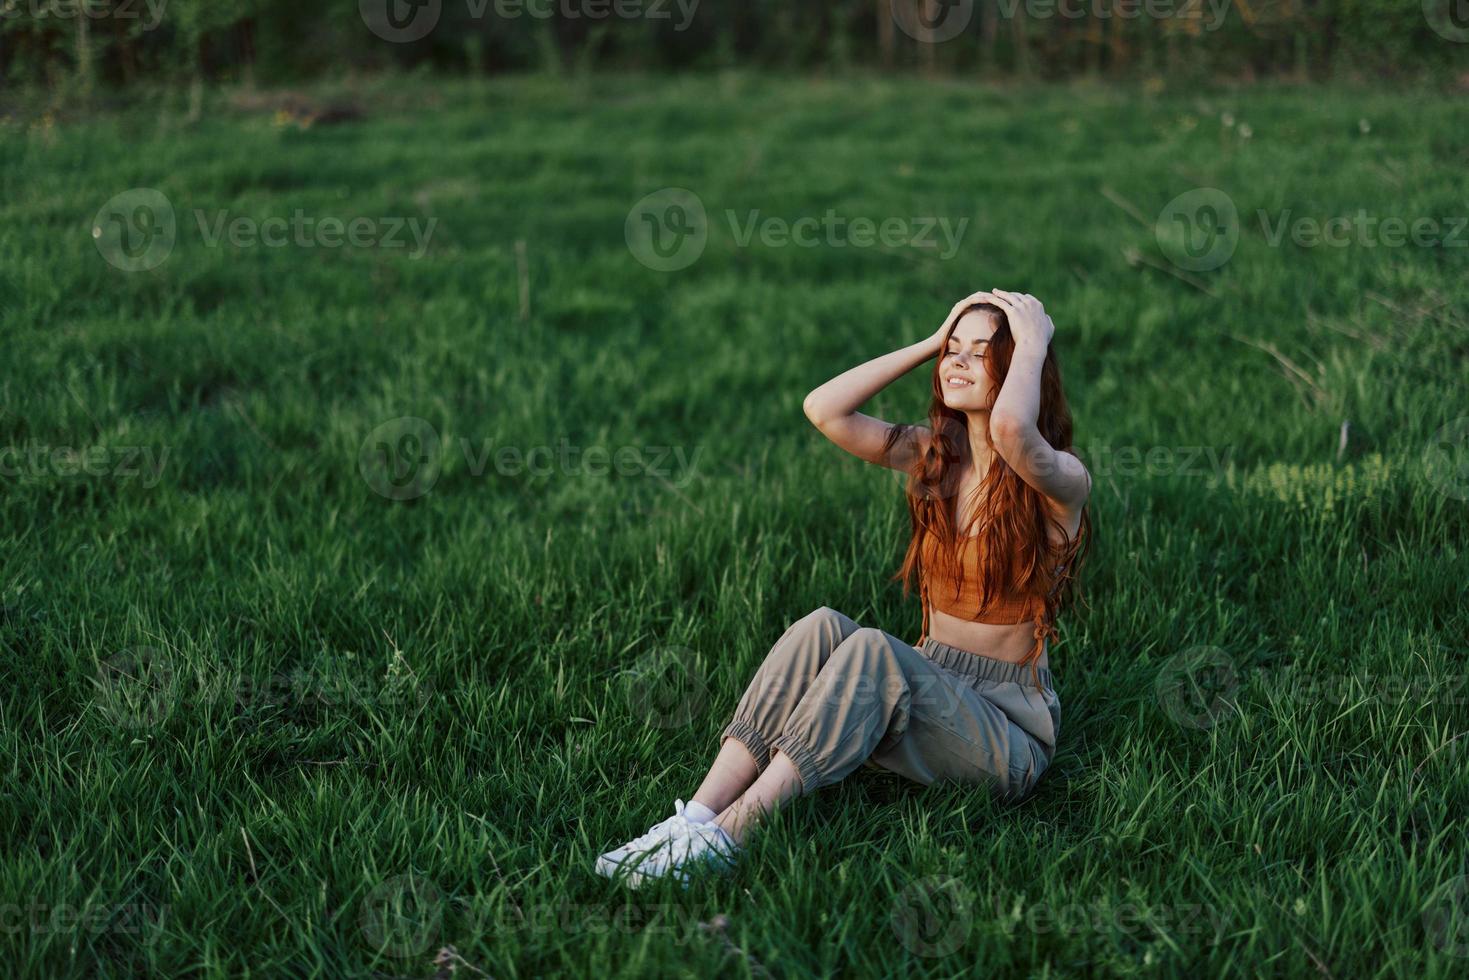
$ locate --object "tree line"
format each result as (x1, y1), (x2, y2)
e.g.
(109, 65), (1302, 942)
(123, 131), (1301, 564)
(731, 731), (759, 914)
(2, 0), (1464, 92)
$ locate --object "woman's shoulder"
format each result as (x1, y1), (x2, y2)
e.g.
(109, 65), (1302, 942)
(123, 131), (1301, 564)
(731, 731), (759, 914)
(1042, 448), (1090, 539)
(1058, 446), (1092, 484)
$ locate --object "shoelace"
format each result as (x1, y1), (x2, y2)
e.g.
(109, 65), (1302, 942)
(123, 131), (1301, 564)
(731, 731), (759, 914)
(642, 813), (726, 861)
(622, 800), (693, 852)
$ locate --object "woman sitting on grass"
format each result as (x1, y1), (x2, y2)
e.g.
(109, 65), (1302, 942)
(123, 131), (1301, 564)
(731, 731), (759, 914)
(596, 289), (1093, 886)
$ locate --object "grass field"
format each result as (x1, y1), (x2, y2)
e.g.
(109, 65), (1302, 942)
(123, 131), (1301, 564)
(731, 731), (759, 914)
(2, 73), (1468, 977)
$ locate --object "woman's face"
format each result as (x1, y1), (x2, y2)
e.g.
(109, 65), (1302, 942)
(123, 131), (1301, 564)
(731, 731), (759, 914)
(939, 308), (998, 411)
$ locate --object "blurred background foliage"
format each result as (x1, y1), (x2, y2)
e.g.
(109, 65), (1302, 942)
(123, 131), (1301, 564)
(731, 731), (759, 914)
(2, 0), (1466, 99)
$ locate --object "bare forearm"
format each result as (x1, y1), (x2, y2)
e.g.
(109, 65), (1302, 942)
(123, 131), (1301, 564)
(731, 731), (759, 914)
(979, 290), (1090, 504)
(802, 338), (937, 427)
(990, 341), (1047, 435)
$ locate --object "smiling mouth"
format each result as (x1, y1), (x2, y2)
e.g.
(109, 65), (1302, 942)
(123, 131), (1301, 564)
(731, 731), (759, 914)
(945, 377), (974, 388)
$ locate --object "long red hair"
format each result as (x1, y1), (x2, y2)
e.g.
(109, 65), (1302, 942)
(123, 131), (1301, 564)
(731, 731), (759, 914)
(882, 302), (1092, 676)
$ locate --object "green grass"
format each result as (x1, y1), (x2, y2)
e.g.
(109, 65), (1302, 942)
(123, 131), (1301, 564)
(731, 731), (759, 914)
(1, 73), (1467, 977)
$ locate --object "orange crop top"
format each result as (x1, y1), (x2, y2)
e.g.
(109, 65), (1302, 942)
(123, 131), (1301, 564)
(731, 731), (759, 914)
(918, 530), (1058, 667)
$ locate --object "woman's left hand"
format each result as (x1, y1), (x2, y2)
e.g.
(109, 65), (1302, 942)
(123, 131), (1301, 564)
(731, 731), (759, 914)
(986, 289), (1054, 352)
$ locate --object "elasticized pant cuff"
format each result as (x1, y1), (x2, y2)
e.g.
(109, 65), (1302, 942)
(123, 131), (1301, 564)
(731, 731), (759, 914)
(721, 718), (772, 771)
(769, 733), (824, 794)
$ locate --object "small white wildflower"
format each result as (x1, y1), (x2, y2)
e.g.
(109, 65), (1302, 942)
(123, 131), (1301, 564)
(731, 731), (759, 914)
(1222, 112), (1235, 128)
(1239, 123), (1253, 140)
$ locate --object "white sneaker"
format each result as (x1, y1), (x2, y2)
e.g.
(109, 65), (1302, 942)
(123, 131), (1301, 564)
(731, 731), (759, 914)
(594, 799), (702, 878)
(595, 801), (739, 888)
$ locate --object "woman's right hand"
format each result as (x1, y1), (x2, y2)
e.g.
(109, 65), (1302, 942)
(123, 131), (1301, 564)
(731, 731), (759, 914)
(804, 298), (992, 468)
(930, 291), (993, 353)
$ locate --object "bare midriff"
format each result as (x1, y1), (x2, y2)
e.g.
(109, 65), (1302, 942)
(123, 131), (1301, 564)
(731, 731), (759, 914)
(924, 607), (1049, 668)
(918, 531), (1057, 669)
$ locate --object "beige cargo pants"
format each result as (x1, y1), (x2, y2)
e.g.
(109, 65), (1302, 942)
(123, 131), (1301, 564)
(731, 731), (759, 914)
(720, 607), (1060, 799)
